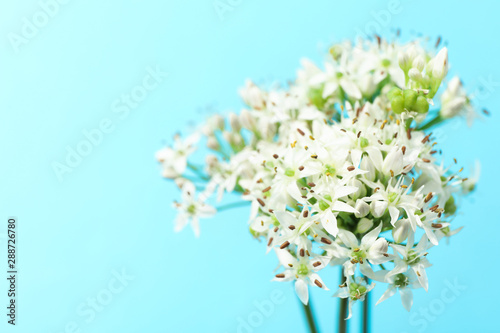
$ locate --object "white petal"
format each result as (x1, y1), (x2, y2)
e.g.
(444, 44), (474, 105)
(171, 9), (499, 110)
(274, 248), (296, 267)
(376, 287), (397, 306)
(388, 206), (400, 227)
(399, 287), (414, 311)
(338, 229), (359, 249)
(274, 211), (296, 228)
(295, 279), (309, 305)
(322, 210), (339, 237)
(361, 223), (382, 248)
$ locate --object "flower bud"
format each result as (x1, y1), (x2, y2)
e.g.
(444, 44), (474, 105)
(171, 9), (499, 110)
(370, 200), (388, 218)
(240, 109), (256, 130)
(354, 199), (370, 218)
(398, 52), (411, 72)
(355, 217), (374, 234)
(207, 137), (220, 150)
(229, 112), (241, 132)
(408, 68), (423, 82)
(392, 219), (410, 243)
(432, 47), (448, 80)
(412, 55), (426, 72)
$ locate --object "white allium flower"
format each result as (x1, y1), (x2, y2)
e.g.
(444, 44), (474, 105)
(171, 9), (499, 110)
(172, 182), (216, 237)
(157, 36), (480, 317)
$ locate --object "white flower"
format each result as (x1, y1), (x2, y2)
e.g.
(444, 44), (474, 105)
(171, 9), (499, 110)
(323, 223), (390, 277)
(156, 133), (200, 178)
(273, 248), (330, 305)
(173, 182), (216, 237)
(334, 276), (375, 319)
(159, 37), (479, 318)
(372, 270), (422, 311)
(389, 234), (433, 291)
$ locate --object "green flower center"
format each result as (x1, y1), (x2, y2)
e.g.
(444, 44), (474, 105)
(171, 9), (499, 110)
(298, 264), (309, 276)
(349, 282), (367, 300)
(285, 168), (295, 177)
(394, 273), (409, 288)
(406, 250), (421, 265)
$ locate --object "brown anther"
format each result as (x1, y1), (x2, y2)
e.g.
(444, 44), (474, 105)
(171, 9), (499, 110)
(340, 129), (347, 132)
(432, 223), (443, 228)
(299, 249), (305, 257)
(280, 241), (290, 249)
(320, 237), (332, 245)
(288, 225), (296, 230)
(303, 210), (309, 218)
(275, 274), (285, 278)
(357, 131), (361, 138)
(313, 261), (322, 267)
(422, 134), (431, 144)
(267, 237), (273, 246)
(347, 166), (356, 171)
(268, 209), (274, 214)
(435, 36), (441, 48)
(288, 264), (293, 267)
(454, 158), (457, 164)
(308, 182), (316, 187)
(417, 271), (421, 277)
(306, 250), (310, 256)
(374, 187), (380, 193)
(422, 158), (431, 163)
(383, 253), (389, 257)
(424, 192), (433, 203)
(430, 150), (437, 155)
(311, 154), (318, 159)
(378, 140), (383, 145)
(274, 227), (279, 233)
(314, 279), (323, 288)
(257, 198), (266, 207)
(298, 166), (305, 171)
(429, 204), (439, 212)
(352, 118), (358, 124)
(483, 108), (490, 116)
(402, 146), (406, 155)
(273, 154), (279, 159)
(297, 128), (305, 136)
(407, 128), (412, 139)
(262, 186), (271, 193)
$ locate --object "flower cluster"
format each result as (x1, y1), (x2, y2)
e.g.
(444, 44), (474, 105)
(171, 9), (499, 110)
(156, 37), (480, 318)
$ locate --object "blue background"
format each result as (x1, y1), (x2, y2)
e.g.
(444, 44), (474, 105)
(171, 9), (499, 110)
(1, 0), (498, 332)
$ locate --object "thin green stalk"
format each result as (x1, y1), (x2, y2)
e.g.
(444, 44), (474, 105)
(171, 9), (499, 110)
(187, 162), (210, 181)
(418, 114), (444, 131)
(301, 299), (318, 333)
(339, 269), (348, 333)
(216, 201), (250, 211)
(362, 278), (371, 333)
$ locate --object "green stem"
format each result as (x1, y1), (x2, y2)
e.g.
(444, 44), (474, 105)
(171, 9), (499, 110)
(216, 201), (250, 211)
(339, 269), (348, 333)
(187, 163), (210, 181)
(362, 278), (371, 333)
(418, 115), (444, 131)
(301, 298), (318, 333)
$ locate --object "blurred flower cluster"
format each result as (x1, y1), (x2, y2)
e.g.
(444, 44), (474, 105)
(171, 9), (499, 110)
(156, 37), (480, 318)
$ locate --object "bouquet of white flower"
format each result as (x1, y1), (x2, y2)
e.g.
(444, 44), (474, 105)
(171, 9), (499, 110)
(156, 37), (480, 332)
